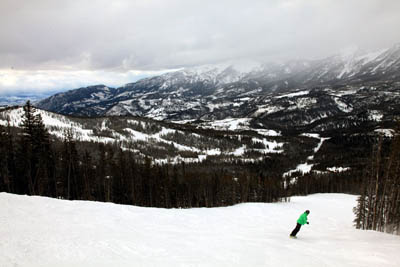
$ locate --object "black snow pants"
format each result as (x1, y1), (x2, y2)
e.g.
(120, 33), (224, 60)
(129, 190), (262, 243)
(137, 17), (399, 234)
(290, 223), (302, 236)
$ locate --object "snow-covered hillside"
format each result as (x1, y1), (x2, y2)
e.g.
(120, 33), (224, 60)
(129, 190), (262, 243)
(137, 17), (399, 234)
(0, 107), (284, 164)
(36, 43), (400, 124)
(1, 193), (399, 267)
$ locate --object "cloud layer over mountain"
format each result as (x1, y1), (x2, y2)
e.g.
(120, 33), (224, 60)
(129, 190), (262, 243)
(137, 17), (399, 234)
(0, 0), (399, 93)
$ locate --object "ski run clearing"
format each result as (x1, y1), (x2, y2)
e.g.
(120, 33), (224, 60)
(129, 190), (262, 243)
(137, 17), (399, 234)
(1, 193), (400, 267)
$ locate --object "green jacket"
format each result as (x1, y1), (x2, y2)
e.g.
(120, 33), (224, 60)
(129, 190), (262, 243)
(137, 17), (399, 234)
(297, 212), (308, 225)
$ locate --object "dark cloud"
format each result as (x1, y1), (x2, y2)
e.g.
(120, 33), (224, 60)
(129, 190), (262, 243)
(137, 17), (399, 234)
(0, 0), (399, 92)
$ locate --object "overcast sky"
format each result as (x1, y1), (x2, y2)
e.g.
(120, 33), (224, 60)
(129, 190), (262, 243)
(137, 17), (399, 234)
(1, 0), (399, 95)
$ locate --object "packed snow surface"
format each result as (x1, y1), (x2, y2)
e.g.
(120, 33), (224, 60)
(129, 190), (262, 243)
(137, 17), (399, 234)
(1, 193), (400, 267)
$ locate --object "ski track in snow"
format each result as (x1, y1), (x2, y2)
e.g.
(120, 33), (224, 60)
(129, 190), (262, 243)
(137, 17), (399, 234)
(284, 134), (329, 177)
(1, 193), (400, 267)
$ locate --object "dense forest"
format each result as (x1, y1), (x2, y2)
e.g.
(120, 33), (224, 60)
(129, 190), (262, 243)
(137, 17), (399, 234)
(1, 102), (399, 235)
(0, 102), (290, 207)
(354, 130), (400, 234)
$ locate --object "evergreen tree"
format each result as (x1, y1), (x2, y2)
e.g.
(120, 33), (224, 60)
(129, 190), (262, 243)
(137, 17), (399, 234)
(61, 129), (80, 200)
(354, 129), (400, 234)
(0, 124), (12, 192)
(17, 101), (53, 195)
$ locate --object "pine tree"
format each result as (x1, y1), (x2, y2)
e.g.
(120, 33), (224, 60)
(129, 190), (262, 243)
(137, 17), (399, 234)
(81, 150), (95, 200)
(61, 128), (80, 200)
(0, 124), (11, 192)
(17, 101), (53, 196)
(354, 128), (400, 234)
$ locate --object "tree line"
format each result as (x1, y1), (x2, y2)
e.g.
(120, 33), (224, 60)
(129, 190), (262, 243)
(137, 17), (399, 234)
(1, 102), (399, 235)
(354, 130), (400, 235)
(0, 102), (288, 208)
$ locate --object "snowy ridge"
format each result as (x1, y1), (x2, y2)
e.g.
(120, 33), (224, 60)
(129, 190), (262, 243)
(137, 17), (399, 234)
(36, 43), (400, 123)
(1, 193), (400, 267)
(0, 107), (284, 164)
(197, 118), (252, 131)
(275, 90), (309, 99)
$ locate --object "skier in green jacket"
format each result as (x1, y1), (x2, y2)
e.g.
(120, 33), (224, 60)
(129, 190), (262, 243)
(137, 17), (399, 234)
(290, 210), (310, 238)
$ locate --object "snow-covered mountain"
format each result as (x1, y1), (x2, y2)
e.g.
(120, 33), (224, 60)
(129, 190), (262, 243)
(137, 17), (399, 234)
(0, 107), (286, 165)
(37, 44), (400, 131)
(6, 45), (400, 176)
(2, 192), (400, 267)
(0, 104), (394, 181)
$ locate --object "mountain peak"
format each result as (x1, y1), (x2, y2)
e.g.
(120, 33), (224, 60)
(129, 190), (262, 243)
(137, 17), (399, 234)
(36, 44), (400, 120)
(339, 45), (362, 60)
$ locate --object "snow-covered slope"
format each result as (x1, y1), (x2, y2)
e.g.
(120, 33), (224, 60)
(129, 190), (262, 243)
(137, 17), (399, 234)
(34, 44), (400, 136)
(0, 107), (284, 163)
(1, 193), (399, 267)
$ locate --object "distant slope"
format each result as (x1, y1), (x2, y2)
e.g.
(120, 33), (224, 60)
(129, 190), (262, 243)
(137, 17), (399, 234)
(1, 193), (399, 267)
(36, 44), (400, 123)
(0, 106), (286, 165)
(0, 105), (395, 178)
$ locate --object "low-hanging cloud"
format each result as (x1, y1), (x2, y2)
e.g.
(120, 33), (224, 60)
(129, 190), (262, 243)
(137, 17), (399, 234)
(0, 69), (174, 95)
(0, 0), (399, 93)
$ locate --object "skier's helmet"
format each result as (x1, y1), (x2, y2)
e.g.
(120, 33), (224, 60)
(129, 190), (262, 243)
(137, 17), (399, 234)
(305, 210), (310, 214)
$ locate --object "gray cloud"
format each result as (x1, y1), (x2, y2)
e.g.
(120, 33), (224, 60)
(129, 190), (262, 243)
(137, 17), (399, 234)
(0, 0), (399, 93)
